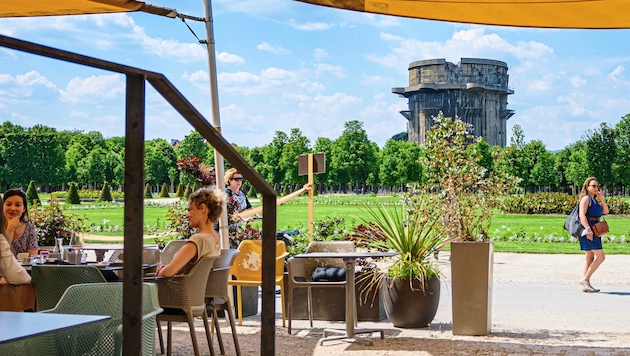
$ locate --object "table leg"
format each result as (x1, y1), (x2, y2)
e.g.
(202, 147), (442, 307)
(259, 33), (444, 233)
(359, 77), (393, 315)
(94, 250), (106, 262)
(318, 258), (385, 346)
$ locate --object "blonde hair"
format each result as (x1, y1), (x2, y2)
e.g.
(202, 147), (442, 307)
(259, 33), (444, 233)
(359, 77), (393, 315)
(188, 186), (226, 223)
(579, 177), (598, 199)
(224, 168), (241, 183)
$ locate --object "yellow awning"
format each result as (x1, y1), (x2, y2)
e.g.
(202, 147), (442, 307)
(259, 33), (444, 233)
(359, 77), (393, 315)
(295, 0), (630, 29)
(0, 0), (144, 18)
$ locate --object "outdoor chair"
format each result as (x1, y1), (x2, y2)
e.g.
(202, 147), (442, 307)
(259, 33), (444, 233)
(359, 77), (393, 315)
(0, 283), (35, 311)
(2, 282), (162, 356)
(108, 246), (162, 277)
(159, 239), (188, 265)
(229, 240), (288, 326)
(206, 249), (241, 356)
(155, 256), (217, 356)
(286, 241), (356, 334)
(31, 264), (107, 311)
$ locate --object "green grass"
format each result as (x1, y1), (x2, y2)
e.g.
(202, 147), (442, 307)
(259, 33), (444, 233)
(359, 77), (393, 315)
(66, 195), (630, 254)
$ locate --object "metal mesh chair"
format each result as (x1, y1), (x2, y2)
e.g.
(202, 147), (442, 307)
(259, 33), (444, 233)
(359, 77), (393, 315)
(228, 240), (288, 326)
(31, 265), (107, 311)
(0, 283), (35, 311)
(287, 241), (356, 334)
(1, 283), (162, 356)
(206, 249), (241, 356)
(155, 256), (217, 356)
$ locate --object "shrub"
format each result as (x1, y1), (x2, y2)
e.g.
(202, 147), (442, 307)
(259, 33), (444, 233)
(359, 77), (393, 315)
(144, 183), (153, 199)
(67, 183), (81, 204)
(183, 184), (192, 199)
(26, 180), (40, 206)
(247, 185), (257, 199)
(159, 183), (170, 198)
(175, 184), (184, 198)
(29, 199), (86, 246)
(99, 182), (113, 202)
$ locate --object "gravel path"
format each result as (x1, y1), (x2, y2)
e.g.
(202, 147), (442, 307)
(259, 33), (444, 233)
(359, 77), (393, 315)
(162, 251), (630, 355)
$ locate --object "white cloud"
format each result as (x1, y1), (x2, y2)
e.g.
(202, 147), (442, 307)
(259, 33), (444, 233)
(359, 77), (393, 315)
(61, 74), (124, 103)
(289, 20), (335, 31)
(360, 75), (395, 86)
(314, 48), (329, 61)
(69, 109), (88, 118)
(217, 51), (245, 64)
(570, 75), (587, 88)
(257, 42), (291, 55)
(608, 65), (625, 82)
(313, 63), (345, 78)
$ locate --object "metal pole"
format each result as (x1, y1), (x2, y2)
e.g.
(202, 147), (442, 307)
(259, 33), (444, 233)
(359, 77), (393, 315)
(202, 0), (229, 248)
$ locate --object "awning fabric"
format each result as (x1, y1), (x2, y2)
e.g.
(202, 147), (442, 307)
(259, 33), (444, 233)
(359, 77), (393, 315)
(0, 0), (144, 18)
(295, 0), (630, 29)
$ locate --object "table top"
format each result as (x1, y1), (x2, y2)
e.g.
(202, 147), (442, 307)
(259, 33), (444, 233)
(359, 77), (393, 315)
(0, 311), (110, 344)
(293, 251), (399, 259)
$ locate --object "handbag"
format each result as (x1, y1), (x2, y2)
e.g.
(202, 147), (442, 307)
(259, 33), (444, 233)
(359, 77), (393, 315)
(592, 218), (609, 236)
(563, 204), (584, 238)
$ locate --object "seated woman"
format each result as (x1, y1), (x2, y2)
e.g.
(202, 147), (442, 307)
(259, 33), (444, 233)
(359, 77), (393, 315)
(155, 187), (225, 278)
(3, 189), (38, 256)
(0, 199), (31, 284)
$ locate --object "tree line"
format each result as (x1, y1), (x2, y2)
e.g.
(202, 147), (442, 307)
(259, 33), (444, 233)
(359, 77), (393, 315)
(1, 113), (629, 195)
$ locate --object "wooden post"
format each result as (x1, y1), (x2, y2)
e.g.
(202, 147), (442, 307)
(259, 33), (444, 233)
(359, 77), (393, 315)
(308, 153), (314, 242)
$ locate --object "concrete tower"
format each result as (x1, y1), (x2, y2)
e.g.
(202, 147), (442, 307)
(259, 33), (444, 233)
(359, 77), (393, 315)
(392, 58), (514, 147)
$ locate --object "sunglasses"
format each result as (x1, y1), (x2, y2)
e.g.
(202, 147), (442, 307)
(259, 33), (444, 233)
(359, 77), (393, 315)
(232, 177), (244, 181)
(589, 184), (599, 188)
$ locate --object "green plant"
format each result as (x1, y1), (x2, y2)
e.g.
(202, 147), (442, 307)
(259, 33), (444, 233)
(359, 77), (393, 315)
(175, 183), (184, 198)
(144, 183), (153, 199)
(159, 183), (170, 198)
(183, 184), (192, 199)
(67, 182), (81, 204)
(99, 182), (113, 202)
(165, 202), (196, 239)
(28, 198), (87, 246)
(353, 194), (446, 301)
(422, 113), (519, 242)
(26, 179), (40, 206)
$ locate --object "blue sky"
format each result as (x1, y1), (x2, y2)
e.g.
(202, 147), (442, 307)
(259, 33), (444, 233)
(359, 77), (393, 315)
(1, 0), (629, 151)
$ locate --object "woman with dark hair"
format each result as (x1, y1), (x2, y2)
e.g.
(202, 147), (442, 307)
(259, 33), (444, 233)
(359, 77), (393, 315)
(3, 189), (38, 256)
(0, 196), (31, 284)
(578, 177), (609, 293)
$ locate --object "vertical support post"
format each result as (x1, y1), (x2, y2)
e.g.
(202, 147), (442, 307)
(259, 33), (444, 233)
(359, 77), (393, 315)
(308, 153), (314, 242)
(261, 194), (277, 355)
(122, 74), (145, 354)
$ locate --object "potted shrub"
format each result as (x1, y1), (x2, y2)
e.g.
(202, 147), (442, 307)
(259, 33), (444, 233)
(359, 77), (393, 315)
(422, 112), (518, 335)
(354, 191), (447, 328)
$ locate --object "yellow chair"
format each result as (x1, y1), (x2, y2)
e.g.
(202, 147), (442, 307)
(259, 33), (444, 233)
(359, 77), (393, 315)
(228, 240), (288, 326)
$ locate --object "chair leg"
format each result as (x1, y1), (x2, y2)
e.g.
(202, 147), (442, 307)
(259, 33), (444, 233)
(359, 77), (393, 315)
(236, 286), (243, 326)
(166, 322), (172, 356)
(211, 308), (225, 355)
(307, 287), (313, 328)
(156, 320), (164, 354)
(202, 310), (215, 356)
(287, 286), (293, 335)
(187, 314), (201, 356)
(225, 300), (241, 356)
(279, 282), (286, 327)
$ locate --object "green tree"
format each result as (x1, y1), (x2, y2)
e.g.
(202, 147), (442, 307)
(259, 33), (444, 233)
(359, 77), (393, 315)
(145, 138), (177, 186)
(613, 114), (630, 190)
(313, 137), (334, 188)
(176, 131), (208, 186)
(379, 139), (422, 188)
(279, 128), (311, 185)
(65, 142), (89, 184)
(159, 183), (170, 198)
(99, 182), (113, 202)
(144, 183), (153, 199)
(584, 123), (616, 189)
(67, 182), (81, 204)
(182, 184), (192, 199)
(175, 183), (184, 198)
(565, 142), (589, 189)
(3, 132), (66, 187)
(330, 120), (378, 193)
(26, 180), (40, 206)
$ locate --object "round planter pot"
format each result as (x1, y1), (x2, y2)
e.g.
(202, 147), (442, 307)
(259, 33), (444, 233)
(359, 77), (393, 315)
(382, 275), (440, 328)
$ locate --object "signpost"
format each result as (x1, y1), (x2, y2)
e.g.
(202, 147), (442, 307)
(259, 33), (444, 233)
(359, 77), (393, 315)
(298, 153), (325, 241)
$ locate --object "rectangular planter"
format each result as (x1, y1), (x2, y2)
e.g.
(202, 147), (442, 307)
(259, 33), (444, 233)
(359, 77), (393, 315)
(450, 241), (493, 336)
(233, 285), (259, 318)
(286, 275), (386, 321)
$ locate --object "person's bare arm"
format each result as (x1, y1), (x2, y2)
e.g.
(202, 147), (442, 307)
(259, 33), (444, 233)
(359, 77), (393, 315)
(157, 242), (197, 278)
(578, 196), (593, 240)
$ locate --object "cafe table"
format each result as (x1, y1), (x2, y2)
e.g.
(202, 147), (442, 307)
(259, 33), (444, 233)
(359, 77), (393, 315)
(293, 251), (398, 345)
(0, 311), (109, 344)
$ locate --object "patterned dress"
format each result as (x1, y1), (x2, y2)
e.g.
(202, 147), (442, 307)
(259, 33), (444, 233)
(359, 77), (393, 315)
(10, 221), (38, 256)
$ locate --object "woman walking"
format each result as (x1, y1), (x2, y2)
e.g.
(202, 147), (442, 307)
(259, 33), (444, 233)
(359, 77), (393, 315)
(578, 177), (609, 293)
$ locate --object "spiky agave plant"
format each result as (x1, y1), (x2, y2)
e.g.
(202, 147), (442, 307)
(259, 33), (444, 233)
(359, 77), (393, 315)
(354, 195), (448, 304)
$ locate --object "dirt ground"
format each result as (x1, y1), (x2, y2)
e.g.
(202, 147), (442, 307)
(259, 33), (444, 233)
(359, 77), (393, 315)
(163, 252), (630, 355)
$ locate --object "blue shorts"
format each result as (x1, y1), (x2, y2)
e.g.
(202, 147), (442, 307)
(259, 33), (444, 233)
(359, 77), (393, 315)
(580, 236), (603, 251)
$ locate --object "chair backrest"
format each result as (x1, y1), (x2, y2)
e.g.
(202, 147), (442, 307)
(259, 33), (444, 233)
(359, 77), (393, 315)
(156, 256), (216, 310)
(109, 247), (161, 265)
(206, 249), (240, 298)
(35, 282), (161, 356)
(159, 239), (188, 265)
(0, 283), (35, 311)
(32, 265), (107, 311)
(303, 241), (356, 278)
(230, 240), (287, 282)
